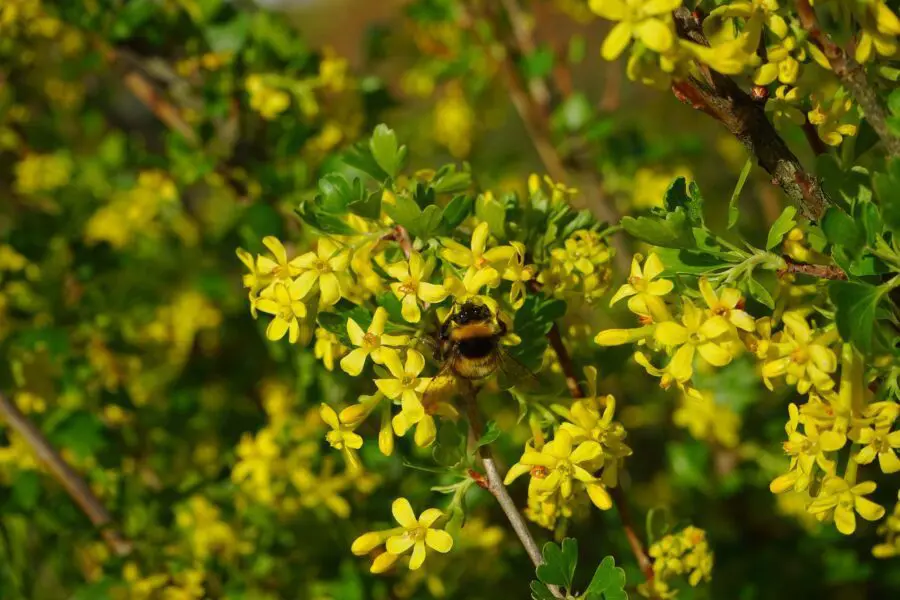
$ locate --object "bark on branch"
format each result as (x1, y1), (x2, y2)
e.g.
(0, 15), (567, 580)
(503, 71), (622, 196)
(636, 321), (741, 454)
(0, 391), (132, 557)
(671, 8), (832, 222)
(795, 0), (900, 158)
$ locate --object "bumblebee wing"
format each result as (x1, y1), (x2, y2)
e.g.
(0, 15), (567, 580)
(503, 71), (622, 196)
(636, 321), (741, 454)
(496, 346), (541, 392)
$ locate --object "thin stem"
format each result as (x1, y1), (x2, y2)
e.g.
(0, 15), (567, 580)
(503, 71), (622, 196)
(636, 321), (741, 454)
(779, 256), (847, 280)
(545, 324), (657, 589)
(464, 392), (564, 599)
(795, 0), (900, 158)
(0, 391), (132, 557)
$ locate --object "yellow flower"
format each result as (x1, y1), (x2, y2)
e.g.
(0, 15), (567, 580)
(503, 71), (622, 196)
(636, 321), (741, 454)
(254, 281), (308, 343)
(770, 404), (834, 494)
(698, 277), (754, 332)
(340, 307), (410, 376)
(753, 35), (804, 86)
(386, 251), (449, 323)
(646, 525), (713, 597)
(855, 424), (900, 474)
(806, 477), (885, 535)
(440, 222), (515, 270)
(556, 366), (632, 486)
(761, 312), (838, 394)
(809, 94), (858, 147)
(351, 498), (454, 573)
(443, 266), (501, 308)
(321, 403), (363, 471)
(256, 236), (306, 283)
(314, 327), (346, 370)
(589, 0), (682, 60)
(765, 86), (806, 130)
(502, 242), (536, 309)
(293, 238), (350, 307)
(246, 74), (291, 120)
(856, 1), (900, 62)
(506, 429), (613, 510)
(385, 498), (453, 569)
(375, 349), (431, 429)
(873, 492), (900, 558)
(654, 299), (733, 382)
(594, 324), (655, 346)
(609, 253), (672, 321)
(674, 388), (741, 448)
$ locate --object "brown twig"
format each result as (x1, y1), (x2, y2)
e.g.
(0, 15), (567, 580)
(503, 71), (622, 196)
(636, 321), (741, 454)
(464, 391), (564, 599)
(671, 8), (832, 222)
(795, 0), (900, 158)
(779, 256), (847, 280)
(801, 119), (828, 157)
(545, 323), (656, 589)
(0, 392), (132, 557)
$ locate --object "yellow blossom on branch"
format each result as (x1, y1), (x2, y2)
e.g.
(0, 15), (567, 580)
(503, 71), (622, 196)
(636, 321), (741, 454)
(654, 299), (734, 382)
(610, 253), (672, 321)
(589, 0), (682, 60)
(806, 477), (885, 535)
(386, 251), (449, 322)
(340, 307), (410, 376)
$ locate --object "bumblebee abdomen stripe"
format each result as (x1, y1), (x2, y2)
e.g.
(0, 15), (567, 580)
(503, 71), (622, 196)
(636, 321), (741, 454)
(457, 337), (496, 359)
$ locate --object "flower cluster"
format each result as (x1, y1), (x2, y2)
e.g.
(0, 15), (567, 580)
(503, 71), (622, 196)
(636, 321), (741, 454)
(505, 367), (631, 530)
(644, 526), (714, 599)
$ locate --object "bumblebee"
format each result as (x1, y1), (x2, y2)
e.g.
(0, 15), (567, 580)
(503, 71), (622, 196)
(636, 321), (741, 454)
(436, 300), (509, 380)
(423, 301), (536, 405)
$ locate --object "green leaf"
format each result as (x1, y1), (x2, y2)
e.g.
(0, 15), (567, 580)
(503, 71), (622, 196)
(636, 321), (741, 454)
(859, 201), (883, 245)
(475, 194), (507, 241)
(530, 581), (557, 600)
(441, 194), (473, 231)
(508, 295), (566, 371)
(555, 92), (593, 132)
(317, 173), (354, 212)
(535, 538), (578, 588)
(342, 143), (389, 181)
(664, 177), (704, 225)
(728, 158), (753, 229)
(621, 209), (693, 249)
(369, 124), (405, 178)
(49, 412), (106, 460)
(766, 206), (797, 250)
(474, 421), (500, 449)
(295, 203), (357, 235)
(521, 45), (554, 80)
(11, 471), (41, 510)
(416, 205), (443, 240)
(829, 281), (884, 354)
(584, 556), (628, 600)
(383, 193), (423, 233)
(656, 248), (737, 276)
(873, 160), (900, 234)
(433, 170), (472, 194)
(888, 88), (900, 116)
(746, 277), (775, 310)
(821, 207), (864, 252)
(348, 190), (382, 220)
(204, 13), (249, 52)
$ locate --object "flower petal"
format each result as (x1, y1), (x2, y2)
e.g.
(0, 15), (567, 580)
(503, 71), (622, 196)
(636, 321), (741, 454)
(425, 529), (453, 553)
(408, 541), (427, 570)
(419, 508), (444, 528)
(602, 22), (633, 61)
(697, 341), (732, 367)
(266, 316), (290, 341)
(370, 552), (398, 574)
(340, 348), (369, 376)
(655, 322), (688, 346)
(635, 18), (674, 53)
(392, 498), (418, 529)
(386, 534), (415, 556)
